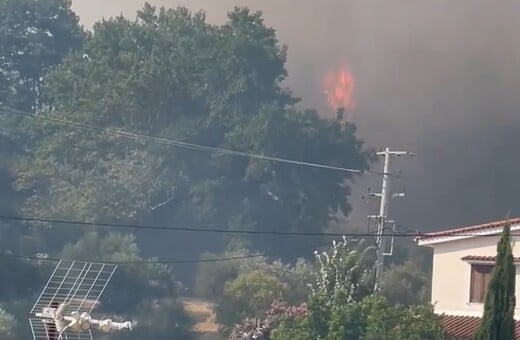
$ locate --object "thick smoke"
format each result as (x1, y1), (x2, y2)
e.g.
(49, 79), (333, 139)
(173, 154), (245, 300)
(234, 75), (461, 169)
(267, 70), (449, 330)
(72, 0), (520, 232)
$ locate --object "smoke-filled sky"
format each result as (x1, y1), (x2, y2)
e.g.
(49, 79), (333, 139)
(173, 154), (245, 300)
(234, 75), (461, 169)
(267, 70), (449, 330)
(71, 0), (520, 232)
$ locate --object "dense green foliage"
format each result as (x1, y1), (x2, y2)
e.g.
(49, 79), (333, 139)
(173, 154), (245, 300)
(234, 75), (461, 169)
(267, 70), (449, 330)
(216, 270), (287, 327)
(195, 247), (312, 330)
(195, 248), (312, 301)
(303, 239), (376, 339)
(0, 1), (87, 337)
(379, 259), (429, 305)
(271, 240), (445, 340)
(0, 0), (84, 111)
(476, 224), (516, 340)
(271, 296), (446, 340)
(229, 239), (445, 340)
(0, 1), (441, 339)
(12, 3), (369, 263)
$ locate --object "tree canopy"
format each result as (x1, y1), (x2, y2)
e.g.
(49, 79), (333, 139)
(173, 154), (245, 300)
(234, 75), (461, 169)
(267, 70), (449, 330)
(13, 4), (370, 263)
(230, 238), (446, 340)
(0, 0), (84, 111)
(1, 3), (376, 339)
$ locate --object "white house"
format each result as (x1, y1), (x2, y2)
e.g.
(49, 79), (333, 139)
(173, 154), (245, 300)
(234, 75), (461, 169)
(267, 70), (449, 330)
(417, 218), (520, 339)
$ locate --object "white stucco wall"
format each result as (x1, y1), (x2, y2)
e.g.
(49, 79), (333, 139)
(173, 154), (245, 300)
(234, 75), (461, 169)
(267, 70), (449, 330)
(429, 234), (520, 318)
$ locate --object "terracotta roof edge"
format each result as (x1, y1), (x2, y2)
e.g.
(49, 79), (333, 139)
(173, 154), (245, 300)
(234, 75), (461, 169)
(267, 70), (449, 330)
(417, 218), (520, 241)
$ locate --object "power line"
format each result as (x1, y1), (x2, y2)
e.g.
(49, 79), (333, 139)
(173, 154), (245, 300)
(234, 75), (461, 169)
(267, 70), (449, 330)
(0, 106), (390, 176)
(0, 252), (271, 264)
(0, 214), (394, 237)
(0, 242), (332, 265)
(0, 224), (513, 266)
(0, 214), (513, 239)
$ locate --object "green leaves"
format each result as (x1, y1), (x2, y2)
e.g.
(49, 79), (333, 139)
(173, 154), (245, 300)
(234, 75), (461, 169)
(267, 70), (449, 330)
(268, 239), (446, 340)
(216, 270), (287, 328)
(195, 248), (313, 331)
(0, 0), (84, 111)
(12, 4), (370, 262)
(379, 259), (429, 306)
(360, 295), (446, 340)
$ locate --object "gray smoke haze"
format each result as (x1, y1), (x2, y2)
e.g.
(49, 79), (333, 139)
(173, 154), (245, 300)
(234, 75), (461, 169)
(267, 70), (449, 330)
(71, 0), (520, 232)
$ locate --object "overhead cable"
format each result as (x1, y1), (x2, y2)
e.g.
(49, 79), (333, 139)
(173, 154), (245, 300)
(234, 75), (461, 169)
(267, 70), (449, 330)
(0, 106), (390, 176)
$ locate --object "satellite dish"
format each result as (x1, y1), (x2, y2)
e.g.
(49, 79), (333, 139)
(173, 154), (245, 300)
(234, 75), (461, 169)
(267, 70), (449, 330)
(29, 260), (133, 340)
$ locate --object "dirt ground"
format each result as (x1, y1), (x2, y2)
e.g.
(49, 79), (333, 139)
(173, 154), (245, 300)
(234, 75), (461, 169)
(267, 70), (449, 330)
(182, 298), (219, 339)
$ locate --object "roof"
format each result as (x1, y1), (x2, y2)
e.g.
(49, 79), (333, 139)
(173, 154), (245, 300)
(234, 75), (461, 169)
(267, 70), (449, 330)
(461, 255), (520, 263)
(438, 314), (520, 339)
(416, 218), (520, 245)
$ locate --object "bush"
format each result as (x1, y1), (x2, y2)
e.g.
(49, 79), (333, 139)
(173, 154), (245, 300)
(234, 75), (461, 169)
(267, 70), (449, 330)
(112, 298), (194, 340)
(230, 301), (308, 340)
(195, 249), (313, 304)
(0, 308), (16, 339)
(379, 260), (429, 306)
(269, 238), (446, 340)
(215, 270), (287, 328)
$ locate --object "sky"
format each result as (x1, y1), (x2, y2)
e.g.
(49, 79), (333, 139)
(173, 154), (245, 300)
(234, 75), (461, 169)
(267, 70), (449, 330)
(71, 0), (520, 233)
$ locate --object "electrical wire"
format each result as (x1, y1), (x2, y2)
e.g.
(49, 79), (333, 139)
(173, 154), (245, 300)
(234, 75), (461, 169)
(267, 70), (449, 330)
(0, 214), (514, 239)
(0, 214), (392, 237)
(2, 221), (513, 266)
(0, 106), (392, 176)
(0, 242), (333, 265)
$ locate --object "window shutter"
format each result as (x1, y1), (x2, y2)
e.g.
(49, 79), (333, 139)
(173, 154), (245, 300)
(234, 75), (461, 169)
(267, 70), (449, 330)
(482, 268), (493, 301)
(470, 266), (484, 302)
(470, 264), (493, 303)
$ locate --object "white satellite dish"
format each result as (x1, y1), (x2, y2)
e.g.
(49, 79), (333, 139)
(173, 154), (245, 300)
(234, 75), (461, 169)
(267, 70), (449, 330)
(29, 260), (134, 340)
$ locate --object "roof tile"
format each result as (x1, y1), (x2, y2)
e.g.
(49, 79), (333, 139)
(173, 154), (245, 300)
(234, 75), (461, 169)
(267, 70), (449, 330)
(461, 255), (520, 263)
(417, 218), (520, 241)
(438, 314), (520, 339)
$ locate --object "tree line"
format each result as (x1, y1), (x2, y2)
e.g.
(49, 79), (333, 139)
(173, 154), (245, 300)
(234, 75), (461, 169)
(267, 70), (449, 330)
(4, 1), (513, 339)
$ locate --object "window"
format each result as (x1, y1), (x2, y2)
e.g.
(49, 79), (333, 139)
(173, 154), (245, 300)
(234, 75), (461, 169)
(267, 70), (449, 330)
(469, 264), (493, 303)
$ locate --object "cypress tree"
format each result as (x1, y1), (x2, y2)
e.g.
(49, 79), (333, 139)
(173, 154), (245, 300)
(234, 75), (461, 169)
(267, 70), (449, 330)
(475, 224), (516, 340)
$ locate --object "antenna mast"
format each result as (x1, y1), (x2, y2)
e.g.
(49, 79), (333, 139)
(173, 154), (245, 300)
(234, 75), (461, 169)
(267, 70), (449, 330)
(29, 260), (134, 340)
(370, 147), (414, 291)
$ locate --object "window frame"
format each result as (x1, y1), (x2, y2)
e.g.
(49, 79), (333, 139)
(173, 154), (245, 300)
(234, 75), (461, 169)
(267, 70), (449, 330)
(469, 264), (494, 303)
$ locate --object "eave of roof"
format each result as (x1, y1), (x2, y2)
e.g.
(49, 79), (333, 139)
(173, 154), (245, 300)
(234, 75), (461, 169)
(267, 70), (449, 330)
(461, 255), (520, 264)
(416, 218), (520, 246)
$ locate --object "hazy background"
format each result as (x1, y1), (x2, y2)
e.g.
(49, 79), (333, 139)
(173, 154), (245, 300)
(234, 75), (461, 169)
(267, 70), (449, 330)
(70, 0), (520, 233)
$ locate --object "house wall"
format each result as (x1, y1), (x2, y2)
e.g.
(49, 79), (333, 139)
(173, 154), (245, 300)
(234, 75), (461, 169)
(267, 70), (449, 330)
(430, 235), (520, 318)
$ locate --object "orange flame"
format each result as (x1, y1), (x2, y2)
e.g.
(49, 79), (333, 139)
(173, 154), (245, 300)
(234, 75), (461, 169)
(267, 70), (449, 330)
(323, 67), (355, 113)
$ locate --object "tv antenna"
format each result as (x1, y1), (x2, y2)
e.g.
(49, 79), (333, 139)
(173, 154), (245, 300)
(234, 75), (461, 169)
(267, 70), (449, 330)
(29, 260), (133, 340)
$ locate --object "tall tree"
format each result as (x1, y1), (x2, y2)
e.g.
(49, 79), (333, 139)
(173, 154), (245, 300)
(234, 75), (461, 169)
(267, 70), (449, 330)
(13, 5), (370, 262)
(0, 0), (84, 111)
(475, 224), (516, 340)
(0, 0), (84, 292)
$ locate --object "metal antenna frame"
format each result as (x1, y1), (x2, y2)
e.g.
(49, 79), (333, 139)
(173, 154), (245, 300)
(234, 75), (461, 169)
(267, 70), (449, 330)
(29, 260), (133, 340)
(31, 260), (117, 316)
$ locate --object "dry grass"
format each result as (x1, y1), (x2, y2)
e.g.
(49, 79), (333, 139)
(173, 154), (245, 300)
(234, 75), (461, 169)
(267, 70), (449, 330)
(182, 298), (218, 334)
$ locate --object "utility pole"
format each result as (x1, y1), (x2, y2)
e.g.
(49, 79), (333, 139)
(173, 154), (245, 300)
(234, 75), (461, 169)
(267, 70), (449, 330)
(371, 147), (414, 291)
